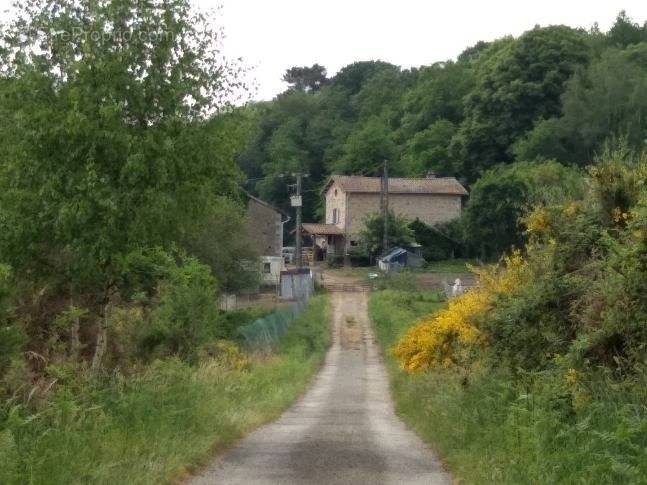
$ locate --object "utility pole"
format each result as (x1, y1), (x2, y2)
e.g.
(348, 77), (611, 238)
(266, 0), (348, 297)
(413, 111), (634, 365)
(382, 160), (389, 255)
(295, 173), (303, 268)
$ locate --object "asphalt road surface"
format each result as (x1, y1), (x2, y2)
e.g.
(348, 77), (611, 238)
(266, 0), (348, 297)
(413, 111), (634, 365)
(190, 292), (450, 485)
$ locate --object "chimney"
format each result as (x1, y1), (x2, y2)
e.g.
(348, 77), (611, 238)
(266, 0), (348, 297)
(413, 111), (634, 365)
(426, 170), (436, 179)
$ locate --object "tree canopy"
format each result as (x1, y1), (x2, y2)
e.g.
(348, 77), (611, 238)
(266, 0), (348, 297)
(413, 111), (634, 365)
(238, 11), (646, 256)
(0, 0), (245, 293)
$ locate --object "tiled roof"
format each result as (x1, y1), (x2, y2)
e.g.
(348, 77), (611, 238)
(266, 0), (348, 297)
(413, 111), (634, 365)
(325, 175), (468, 196)
(302, 223), (344, 235)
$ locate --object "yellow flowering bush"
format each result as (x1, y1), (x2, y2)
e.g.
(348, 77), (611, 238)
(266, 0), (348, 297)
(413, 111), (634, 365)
(199, 340), (251, 371)
(394, 252), (528, 371)
(524, 207), (550, 235)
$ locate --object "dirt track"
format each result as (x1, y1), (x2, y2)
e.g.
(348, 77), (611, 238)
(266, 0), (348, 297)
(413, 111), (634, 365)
(190, 292), (450, 485)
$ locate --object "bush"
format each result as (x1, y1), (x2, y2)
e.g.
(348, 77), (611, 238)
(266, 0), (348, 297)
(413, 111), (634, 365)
(347, 247), (371, 266)
(371, 290), (647, 484)
(0, 295), (331, 485)
(409, 218), (464, 261)
(142, 255), (222, 361)
(0, 265), (23, 379)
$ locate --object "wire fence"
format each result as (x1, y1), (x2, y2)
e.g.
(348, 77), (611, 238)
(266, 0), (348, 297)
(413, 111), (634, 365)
(238, 300), (307, 350)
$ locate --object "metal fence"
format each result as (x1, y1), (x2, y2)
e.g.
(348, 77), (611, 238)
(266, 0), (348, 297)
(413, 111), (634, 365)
(238, 300), (307, 350)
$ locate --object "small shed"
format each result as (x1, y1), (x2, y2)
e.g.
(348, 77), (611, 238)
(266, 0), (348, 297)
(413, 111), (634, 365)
(260, 256), (284, 286)
(378, 247), (425, 272)
(280, 268), (314, 301)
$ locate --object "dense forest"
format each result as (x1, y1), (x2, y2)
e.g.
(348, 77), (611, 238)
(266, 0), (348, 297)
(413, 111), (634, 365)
(240, 11), (647, 258)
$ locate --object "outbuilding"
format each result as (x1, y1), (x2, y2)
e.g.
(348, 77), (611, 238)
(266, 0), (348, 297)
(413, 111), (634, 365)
(378, 247), (425, 272)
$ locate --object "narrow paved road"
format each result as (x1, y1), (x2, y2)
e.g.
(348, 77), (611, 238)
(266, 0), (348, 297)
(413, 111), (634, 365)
(190, 292), (450, 485)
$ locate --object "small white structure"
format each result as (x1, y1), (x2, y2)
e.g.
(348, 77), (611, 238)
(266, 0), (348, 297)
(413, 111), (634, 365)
(451, 278), (464, 297)
(260, 256), (285, 286)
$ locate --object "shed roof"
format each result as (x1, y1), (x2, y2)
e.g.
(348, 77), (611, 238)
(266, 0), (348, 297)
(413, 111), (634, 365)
(380, 247), (408, 263)
(302, 223), (344, 236)
(324, 175), (468, 196)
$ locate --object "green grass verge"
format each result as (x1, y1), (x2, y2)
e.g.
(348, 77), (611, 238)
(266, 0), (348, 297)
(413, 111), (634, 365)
(424, 258), (480, 273)
(370, 290), (647, 484)
(1, 295), (330, 485)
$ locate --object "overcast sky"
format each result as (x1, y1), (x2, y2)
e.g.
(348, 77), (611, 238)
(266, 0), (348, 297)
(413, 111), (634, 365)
(2, 0), (647, 100)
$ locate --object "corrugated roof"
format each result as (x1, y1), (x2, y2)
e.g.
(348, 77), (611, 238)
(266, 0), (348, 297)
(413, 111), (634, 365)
(324, 175), (468, 196)
(302, 223), (344, 235)
(381, 247), (408, 262)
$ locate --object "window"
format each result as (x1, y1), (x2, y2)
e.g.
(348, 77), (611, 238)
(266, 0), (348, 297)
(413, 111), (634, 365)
(332, 208), (338, 224)
(350, 240), (358, 247)
(334, 189), (338, 196)
(263, 262), (271, 274)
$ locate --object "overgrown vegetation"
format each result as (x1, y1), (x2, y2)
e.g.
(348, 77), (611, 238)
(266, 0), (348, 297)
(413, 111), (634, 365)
(0, 295), (329, 484)
(0, 2), (329, 482)
(371, 147), (647, 483)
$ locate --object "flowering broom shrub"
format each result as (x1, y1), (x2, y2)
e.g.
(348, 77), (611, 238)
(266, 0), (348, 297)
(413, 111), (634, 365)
(394, 252), (528, 371)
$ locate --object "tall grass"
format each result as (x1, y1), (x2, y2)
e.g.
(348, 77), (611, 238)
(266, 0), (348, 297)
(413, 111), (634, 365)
(0, 295), (330, 485)
(370, 290), (647, 484)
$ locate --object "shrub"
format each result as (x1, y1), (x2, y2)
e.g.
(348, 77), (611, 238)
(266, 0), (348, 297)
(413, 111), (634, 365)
(394, 252), (528, 371)
(0, 265), (23, 379)
(409, 218), (465, 261)
(359, 211), (415, 257)
(142, 255), (222, 361)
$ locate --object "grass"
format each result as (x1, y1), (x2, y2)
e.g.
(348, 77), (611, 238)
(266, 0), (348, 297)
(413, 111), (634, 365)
(424, 258), (480, 273)
(0, 295), (330, 485)
(324, 259), (478, 282)
(370, 290), (647, 485)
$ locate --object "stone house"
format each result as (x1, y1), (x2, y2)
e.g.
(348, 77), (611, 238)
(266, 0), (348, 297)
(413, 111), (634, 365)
(245, 192), (289, 285)
(302, 175), (468, 257)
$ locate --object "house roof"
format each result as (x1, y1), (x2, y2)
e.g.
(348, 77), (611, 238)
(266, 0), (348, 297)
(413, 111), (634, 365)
(302, 223), (344, 236)
(243, 190), (290, 218)
(323, 175), (468, 196)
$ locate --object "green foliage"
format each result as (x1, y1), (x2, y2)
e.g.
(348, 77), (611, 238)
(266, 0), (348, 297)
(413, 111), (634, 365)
(409, 219), (464, 261)
(359, 211), (415, 256)
(463, 168), (529, 259)
(607, 10), (647, 48)
(370, 290), (647, 484)
(0, 296), (330, 485)
(335, 116), (399, 175)
(183, 197), (260, 293)
(144, 255), (221, 361)
(402, 119), (457, 176)
(453, 26), (590, 179)
(0, 0), (244, 292)
(282, 64), (329, 93)
(372, 272), (420, 292)
(0, 265), (23, 379)
(517, 42), (647, 165)
(463, 161), (585, 259)
(478, 148), (646, 373)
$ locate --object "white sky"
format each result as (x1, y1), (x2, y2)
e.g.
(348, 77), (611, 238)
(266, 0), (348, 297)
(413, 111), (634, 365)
(2, 0), (647, 100)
